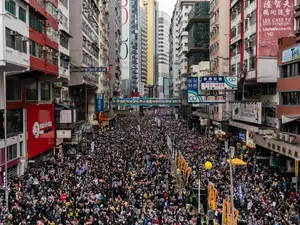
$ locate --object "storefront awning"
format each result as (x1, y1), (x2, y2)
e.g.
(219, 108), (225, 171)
(281, 114), (300, 124)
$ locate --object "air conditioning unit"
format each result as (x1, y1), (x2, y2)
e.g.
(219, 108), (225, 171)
(42, 46), (48, 51)
(22, 37), (29, 42)
(10, 31), (18, 36)
(47, 49), (53, 53)
(279, 133), (284, 140)
(284, 134), (289, 142)
(273, 133), (279, 139)
(286, 160), (295, 172)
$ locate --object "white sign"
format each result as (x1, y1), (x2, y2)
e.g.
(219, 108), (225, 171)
(56, 130), (72, 139)
(282, 44), (300, 64)
(33, 121), (52, 139)
(232, 102), (262, 124)
(60, 110), (73, 123)
(225, 141), (229, 153)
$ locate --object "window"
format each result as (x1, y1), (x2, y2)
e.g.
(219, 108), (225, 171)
(6, 28), (27, 53)
(249, 56), (256, 70)
(47, 26), (58, 42)
(5, 0), (16, 16)
(250, 11), (256, 25)
(29, 9), (45, 33)
(25, 78), (38, 100)
(7, 110), (23, 137)
(46, 2), (58, 18)
(59, 12), (68, 28)
(60, 34), (69, 49)
(29, 40), (44, 59)
(46, 48), (58, 65)
(41, 82), (51, 100)
(60, 0), (68, 9)
(19, 6), (26, 22)
(6, 77), (21, 101)
(7, 144), (18, 161)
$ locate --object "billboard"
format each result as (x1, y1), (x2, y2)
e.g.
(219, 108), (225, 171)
(232, 102), (262, 124)
(187, 94), (226, 104)
(200, 76), (237, 90)
(121, 0), (130, 79)
(282, 44), (300, 63)
(27, 104), (55, 159)
(258, 0), (294, 57)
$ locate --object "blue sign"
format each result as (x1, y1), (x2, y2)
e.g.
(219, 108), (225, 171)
(163, 77), (169, 96)
(71, 66), (108, 72)
(238, 184), (244, 205)
(238, 131), (246, 142)
(112, 98), (181, 106)
(95, 94), (104, 113)
(200, 76), (237, 90)
(187, 77), (199, 95)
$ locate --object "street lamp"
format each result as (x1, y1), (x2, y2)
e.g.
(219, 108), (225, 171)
(3, 69), (29, 211)
(226, 140), (247, 225)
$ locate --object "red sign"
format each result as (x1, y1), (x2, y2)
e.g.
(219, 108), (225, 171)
(258, 0), (294, 57)
(27, 104), (55, 159)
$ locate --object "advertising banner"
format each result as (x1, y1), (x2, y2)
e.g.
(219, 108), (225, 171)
(121, 0), (130, 79)
(258, 0), (294, 57)
(200, 76), (237, 90)
(27, 104), (55, 159)
(232, 102), (262, 124)
(95, 93), (104, 113)
(282, 44), (300, 64)
(56, 130), (71, 139)
(208, 183), (217, 211)
(187, 76), (199, 96)
(187, 94), (226, 104)
(238, 131), (246, 143)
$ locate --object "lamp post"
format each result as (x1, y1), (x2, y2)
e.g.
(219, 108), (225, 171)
(3, 69), (28, 211)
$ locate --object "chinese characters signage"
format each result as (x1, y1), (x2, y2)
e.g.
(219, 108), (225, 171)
(187, 94), (226, 104)
(112, 98), (181, 106)
(232, 102), (263, 124)
(200, 76), (237, 90)
(187, 77), (199, 95)
(71, 66), (108, 72)
(259, 0), (294, 57)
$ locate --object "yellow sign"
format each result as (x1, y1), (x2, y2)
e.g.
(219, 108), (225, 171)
(234, 209), (239, 225)
(296, 160), (299, 177)
(222, 200), (227, 225)
(226, 197), (231, 225)
(223, 197), (239, 225)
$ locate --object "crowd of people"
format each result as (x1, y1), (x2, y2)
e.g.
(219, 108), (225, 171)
(0, 108), (298, 224)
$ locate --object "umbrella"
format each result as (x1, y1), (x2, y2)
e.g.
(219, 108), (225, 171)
(227, 158), (247, 166)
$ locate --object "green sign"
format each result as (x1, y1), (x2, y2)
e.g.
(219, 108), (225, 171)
(112, 98), (181, 106)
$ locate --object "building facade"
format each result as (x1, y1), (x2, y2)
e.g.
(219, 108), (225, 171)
(157, 11), (171, 99)
(108, 0), (122, 98)
(145, 0), (158, 97)
(169, 7), (180, 98)
(69, 0), (100, 121)
(208, 0), (233, 123)
(227, 0), (295, 162)
(138, 5), (148, 96)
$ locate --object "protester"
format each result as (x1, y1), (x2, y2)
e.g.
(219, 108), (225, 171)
(0, 108), (298, 225)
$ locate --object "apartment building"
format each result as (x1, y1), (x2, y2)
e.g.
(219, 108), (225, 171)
(157, 11), (171, 99)
(69, 0), (100, 120)
(229, 0), (294, 155)
(108, 0), (122, 97)
(169, 7), (180, 98)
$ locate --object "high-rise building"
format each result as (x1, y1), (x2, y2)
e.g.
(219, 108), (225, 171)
(138, 5), (148, 97)
(144, 0), (159, 97)
(173, 0), (198, 99)
(108, 0), (122, 97)
(99, 0), (110, 107)
(69, 0), (101, 121)
(228, 0), (294, 154)
(208, 0), (233, 123)
(157, 11), (171, 98)
(169, 7), (180, 98)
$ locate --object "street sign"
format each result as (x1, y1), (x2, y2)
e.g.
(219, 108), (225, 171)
(71, 66), (108, 73)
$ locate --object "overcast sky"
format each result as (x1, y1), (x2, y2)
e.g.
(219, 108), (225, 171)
(158, 0), (176, 17)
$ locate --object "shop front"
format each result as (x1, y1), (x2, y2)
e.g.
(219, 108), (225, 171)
(27, 104), (55, 164)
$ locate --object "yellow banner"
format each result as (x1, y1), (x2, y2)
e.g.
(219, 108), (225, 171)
(208, 183), (217, 211)
(222, 200), (227, 225)
(234, 209), (239, 225)
(226, 197), (231, 225)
